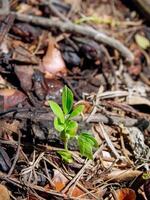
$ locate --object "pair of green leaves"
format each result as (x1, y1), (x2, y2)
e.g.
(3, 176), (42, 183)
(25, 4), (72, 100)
(49, 86), (84, 137)
(49, 85), (98, 162)
(57, 132), (98, 163)
(57, 150), (73, 163)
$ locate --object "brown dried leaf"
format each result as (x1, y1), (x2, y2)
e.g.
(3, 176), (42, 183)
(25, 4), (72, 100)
(0, 119), (20, 135)
(14, 65), (34, 91)
(12, 45), (38, 64)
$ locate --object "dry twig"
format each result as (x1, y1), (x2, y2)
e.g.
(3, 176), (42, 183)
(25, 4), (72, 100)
(98, 123), (122, 160)
(11, 12), (134, 61)
(7, 131), (21, 177)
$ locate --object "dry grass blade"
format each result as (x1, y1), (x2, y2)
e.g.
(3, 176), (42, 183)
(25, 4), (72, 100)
(98, 123), (122, 160)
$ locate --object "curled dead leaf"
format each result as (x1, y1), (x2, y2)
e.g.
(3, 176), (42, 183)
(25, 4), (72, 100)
(74, 100), (93, 114)
(127, 96), (150, 107)
(42, 38), (67, 76)
(104, 169), (142, 182)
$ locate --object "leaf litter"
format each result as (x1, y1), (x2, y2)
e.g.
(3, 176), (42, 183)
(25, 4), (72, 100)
(0, 0), (150, 199)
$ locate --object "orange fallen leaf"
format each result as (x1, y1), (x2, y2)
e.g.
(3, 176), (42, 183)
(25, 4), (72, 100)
(113, 188), (136, 200)
(52, 170), (84, 197)
(69, 186), (85, 198)
(0, 184), (10, 200)
(52, 169), (68, 191)
(42, 37), (67, 76)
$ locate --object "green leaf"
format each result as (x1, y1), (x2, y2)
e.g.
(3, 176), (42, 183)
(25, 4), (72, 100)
(142, 172), (150, 180)
(54, 117), (64, 132)
(48, 100), (64, 123)
(77, 133), (98, 159)
(78, 137), (93, 159)
(57, 150), (73, 163)
(70, 105), (84, 118)
(79, 133), (98, 147)
(65, 120), (78, 136)
(66, 120), (78, 130)
(62, 86), (73, 115)
(135, 34), (150, 50)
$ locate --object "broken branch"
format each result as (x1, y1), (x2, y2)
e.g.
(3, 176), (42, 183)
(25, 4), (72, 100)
(11, 12), (134, 61)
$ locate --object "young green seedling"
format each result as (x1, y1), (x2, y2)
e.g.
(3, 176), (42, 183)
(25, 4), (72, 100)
(49, 85), (98, 162)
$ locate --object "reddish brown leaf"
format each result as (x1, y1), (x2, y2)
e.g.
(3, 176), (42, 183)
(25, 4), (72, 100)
(114, 188), (136, 200)
(0, 88), (26, 111)
(52, 169), (68, 191)
(69, 186), (85, 198)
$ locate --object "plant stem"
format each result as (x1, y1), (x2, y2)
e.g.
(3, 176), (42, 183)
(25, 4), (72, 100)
(64, 139), (68, 150)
